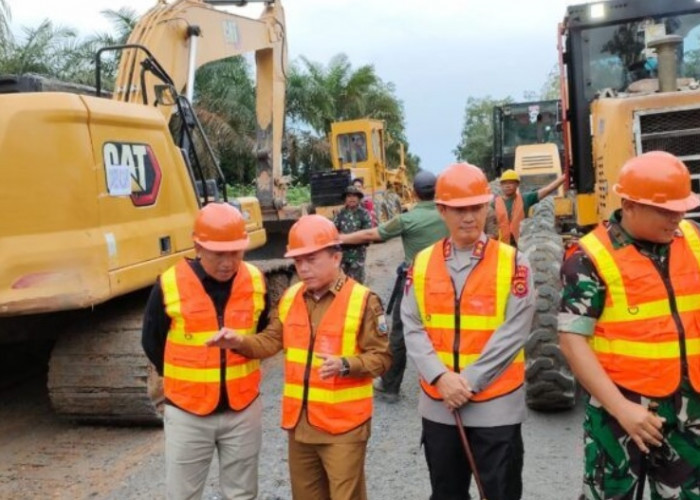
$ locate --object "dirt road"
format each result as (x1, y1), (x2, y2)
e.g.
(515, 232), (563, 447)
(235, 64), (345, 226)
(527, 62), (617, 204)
(0, 238), (585, 499)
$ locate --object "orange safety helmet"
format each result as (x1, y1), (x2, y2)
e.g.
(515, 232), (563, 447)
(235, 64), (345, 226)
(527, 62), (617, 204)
(285, 214), (341, 258)
(613, 151), (700, 212)
(435, 162), (493, 207)
(192, 203), (249, 251)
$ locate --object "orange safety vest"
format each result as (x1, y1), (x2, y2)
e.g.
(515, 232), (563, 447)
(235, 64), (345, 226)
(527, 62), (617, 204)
(494, 193), (525, 244)
(161, 260), (266, 415)
(579, 220), (700, 397)
(412, 239), (524, 402)
(279, 279), (373, 434)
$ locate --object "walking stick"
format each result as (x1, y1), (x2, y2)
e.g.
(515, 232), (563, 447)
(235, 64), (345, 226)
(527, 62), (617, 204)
(635, 401), (660, 500)
(453, 410), (488, 500)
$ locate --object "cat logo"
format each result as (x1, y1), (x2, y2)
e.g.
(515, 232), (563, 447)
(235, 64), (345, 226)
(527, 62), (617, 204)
(103, 142), (162, 207)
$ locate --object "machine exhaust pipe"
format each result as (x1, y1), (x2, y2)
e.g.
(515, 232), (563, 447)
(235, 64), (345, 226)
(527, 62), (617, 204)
(648, 34), (683, 93)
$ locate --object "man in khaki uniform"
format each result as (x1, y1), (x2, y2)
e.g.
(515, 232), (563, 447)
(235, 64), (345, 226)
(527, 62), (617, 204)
(208, 214), (391, 500)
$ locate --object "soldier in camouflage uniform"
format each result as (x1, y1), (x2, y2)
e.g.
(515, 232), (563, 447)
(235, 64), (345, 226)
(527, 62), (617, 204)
(334, 185), (372, 283)
(559, 152), (700, 500)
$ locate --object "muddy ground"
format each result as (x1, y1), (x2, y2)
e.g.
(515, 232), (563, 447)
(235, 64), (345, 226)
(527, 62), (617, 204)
(0, 238), (586, 499)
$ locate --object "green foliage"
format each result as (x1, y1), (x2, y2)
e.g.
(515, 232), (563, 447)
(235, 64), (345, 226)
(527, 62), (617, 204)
(0, 0), (10, 48)
(225, 183), (310, 206)
(286, 53), (415, 179)
(0, 10), (417, 191)
(541, 64), (561, 100)
(194, 57), (258, 184)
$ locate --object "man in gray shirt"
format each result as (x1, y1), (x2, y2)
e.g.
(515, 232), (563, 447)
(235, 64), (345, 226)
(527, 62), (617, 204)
(402, 162), (535, 500)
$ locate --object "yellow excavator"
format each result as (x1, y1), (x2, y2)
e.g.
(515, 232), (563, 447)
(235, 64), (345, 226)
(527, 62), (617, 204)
(0, 0), (292, 423)
(310, 118), (413, 222)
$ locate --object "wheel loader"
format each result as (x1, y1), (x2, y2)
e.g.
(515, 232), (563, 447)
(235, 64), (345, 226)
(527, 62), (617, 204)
(310, 118), (414, 223)
(0, 0), (295, 424)
(520, 0), (700, 411)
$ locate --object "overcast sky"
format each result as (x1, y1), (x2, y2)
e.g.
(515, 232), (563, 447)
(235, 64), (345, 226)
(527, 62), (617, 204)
(7, 0), (586, 174)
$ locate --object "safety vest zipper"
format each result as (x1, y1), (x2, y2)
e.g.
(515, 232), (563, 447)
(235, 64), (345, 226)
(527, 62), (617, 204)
(451, 278), (461, 372)
(650, 257), (689, 378)
(301, 328), (316, 409)
(218, 314), (225, 405)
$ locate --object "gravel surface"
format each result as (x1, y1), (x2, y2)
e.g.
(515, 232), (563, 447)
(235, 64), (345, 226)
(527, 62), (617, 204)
(0, 238), (587, 499)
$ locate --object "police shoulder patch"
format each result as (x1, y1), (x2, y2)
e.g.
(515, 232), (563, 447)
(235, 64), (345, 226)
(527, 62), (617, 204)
(511, 265), (529, 298)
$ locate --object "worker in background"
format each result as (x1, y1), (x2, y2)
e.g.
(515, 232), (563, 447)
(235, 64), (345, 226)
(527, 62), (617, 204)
(141, 203), (268, 500)
(491, 169), (565, 246)
(338, 170), (449, 403)
(207, 214), (391, 500)
(403, 162), (535, 500)
(334, 185), (373, 283)
(352, 177), (377, 227)
(559, 151), (700, 500)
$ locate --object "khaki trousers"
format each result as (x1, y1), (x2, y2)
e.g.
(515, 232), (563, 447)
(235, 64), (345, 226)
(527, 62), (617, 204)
(288, 436), (368, 500)
(164, 399), (262, 500)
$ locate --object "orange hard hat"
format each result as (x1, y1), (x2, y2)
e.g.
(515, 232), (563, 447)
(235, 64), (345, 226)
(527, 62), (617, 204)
(192, 203), (249, 251)
(613, 151), (699, 212)
(285, 214), (341, 258)
(435, 162), (493, 207)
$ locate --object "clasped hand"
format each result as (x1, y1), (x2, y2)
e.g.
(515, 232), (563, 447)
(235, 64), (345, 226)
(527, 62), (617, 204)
(435, 371), (473, 410)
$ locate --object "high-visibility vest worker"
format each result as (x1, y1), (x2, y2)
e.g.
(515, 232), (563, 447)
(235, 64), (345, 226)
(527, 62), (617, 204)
(494, 193), (525, 244)
(278, 215), (374, 434)
(495, 169), (525, 244)
(579, 219), (700, 397)
(161, 259), (266, 416)
(412, 237), (524, 401)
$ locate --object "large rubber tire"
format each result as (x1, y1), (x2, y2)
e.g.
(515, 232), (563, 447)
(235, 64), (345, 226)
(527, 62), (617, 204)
(519, 198), (576, 411)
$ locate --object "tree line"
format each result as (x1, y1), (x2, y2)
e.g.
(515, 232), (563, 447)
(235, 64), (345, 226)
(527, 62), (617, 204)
(0, 5), (419, 190)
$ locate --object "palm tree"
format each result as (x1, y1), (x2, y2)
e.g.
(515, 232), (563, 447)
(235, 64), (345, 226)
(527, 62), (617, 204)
(194, 56), (259, 184)
(286, 53), (416, 176)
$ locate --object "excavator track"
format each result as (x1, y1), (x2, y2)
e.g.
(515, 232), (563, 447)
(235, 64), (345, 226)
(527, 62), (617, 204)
(48, 291), (163, 425)
(47, 261), (294, 425)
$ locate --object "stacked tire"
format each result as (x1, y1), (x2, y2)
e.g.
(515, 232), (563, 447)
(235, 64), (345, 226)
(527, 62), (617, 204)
(518, 198), (576, 410)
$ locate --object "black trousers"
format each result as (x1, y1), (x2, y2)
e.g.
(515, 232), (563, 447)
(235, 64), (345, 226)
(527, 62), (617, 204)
(381, 285), (406, 393)
(422, 418), (523, 500)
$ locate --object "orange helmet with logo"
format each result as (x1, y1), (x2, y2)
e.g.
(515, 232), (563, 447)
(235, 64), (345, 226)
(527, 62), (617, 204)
(613, 151), (699, 212)
(435, 162), (493, 207)
(285, 215), (341, 258)
(192, 203), (249, 251)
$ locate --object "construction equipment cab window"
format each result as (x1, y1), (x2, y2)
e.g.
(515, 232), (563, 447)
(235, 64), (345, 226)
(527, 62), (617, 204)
(580, 13), (700, 94)
(337, 132), (368, 164)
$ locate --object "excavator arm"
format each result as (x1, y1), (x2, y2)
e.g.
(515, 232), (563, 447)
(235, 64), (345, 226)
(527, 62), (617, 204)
(113, 0), (287, 216)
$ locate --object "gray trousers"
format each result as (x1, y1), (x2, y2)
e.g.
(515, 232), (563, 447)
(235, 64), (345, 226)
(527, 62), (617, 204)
(164, 399), (262, 500)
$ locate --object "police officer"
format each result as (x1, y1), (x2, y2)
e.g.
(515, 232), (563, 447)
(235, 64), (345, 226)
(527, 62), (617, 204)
(142, 203), (268, 500)
(334, 185), (373, 283)
(339, 170), (449, 402)
(208, 215), (391, 500)
(559, 151), (700, 500)
(491, 169), (565, 246)
(403, 162), (535, 500)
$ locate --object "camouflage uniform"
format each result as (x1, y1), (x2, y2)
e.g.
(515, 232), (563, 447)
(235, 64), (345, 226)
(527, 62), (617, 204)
(559, 211), (700, 500)
(334, 205), (372, 283)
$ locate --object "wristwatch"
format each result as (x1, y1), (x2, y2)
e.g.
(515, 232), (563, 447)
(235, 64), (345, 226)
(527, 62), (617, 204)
(339, 357), (350, 377)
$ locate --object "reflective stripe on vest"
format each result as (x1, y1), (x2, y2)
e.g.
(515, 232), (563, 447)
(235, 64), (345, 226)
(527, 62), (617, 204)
(413, 239), (523, 401)
(161, 260), (265, 415)
(579, 220), (700, 397)
(279, 279), (373, 434)
(495, 193), (525, 244)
